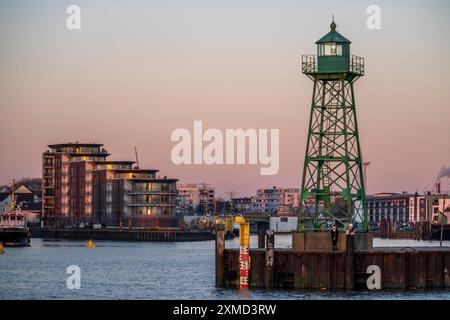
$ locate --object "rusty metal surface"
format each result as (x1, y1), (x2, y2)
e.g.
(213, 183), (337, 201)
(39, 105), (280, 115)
(219, 248), (450, 290)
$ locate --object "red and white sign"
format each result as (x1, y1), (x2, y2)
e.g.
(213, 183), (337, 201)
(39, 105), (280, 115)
(239, 245), (249, 288)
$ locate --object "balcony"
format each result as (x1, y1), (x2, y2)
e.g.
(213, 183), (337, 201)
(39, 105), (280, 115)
(126, 190), (176, 195)
(126, 203), (175, 207)
(302, 54), (364, 76)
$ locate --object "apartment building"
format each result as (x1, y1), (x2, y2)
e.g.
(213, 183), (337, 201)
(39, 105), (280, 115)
(42, 142), (178, 228)
(231, 197), (253, 214)
(176, 183), (215, 214)
(42, 143), (108, 226)
(252, 187), (300, 215)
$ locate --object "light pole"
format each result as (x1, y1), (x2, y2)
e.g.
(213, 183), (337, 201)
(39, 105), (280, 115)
(363, 162), (371, 192)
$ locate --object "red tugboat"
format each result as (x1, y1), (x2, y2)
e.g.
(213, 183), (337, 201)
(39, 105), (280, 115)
(0, 183), (32, 247)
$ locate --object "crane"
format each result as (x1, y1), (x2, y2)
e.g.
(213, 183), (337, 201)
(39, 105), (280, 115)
(134, 147), (140, 169)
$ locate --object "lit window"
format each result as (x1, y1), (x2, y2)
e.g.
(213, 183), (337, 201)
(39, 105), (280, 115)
(319, 43), (343, 56)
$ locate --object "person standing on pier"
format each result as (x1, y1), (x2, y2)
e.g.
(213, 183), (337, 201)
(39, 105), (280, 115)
(346, 224), (354, 235)
(331, 225), (339, 251)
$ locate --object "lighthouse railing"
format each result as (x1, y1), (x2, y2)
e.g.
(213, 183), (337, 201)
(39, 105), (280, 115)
(301, 55), (318, 74)
(349, 54), (365, 76)
(302, 54), (365, 76)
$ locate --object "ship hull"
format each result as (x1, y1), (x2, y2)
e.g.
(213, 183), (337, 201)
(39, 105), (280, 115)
(0, 230), (31, 247)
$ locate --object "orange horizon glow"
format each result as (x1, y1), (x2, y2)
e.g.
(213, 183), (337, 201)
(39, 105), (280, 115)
(1, 0), (450, 197)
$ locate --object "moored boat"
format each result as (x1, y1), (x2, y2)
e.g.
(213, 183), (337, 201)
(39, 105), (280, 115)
(0, 182), (32, 247)
(0, 213), (31, 247)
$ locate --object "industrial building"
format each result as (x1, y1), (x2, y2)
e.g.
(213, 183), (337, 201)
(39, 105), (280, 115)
(409, 193), (450, 224)
(367, 193), (412, 226)
(270, 216), (298, 233)
(367, 192), (450, 227)
(42, 142), (178, 228)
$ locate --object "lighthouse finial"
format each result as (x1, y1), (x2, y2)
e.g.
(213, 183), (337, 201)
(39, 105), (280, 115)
(330, 15), (336, 31)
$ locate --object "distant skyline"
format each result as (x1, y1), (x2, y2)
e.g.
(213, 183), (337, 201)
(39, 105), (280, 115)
(1, 0), (450, 197)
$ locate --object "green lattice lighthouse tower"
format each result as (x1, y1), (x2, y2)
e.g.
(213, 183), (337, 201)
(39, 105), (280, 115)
(297, 20), (367, 232)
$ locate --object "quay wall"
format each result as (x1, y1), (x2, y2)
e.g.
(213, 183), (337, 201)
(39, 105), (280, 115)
(219, 248), (450, 290)
(30, 228), (214, 242)
(215, 229), (450, 290)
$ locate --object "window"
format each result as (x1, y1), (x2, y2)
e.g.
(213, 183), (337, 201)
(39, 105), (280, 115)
(319, 43), (343, 56)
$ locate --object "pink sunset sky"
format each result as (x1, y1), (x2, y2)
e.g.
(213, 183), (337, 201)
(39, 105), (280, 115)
(0, 0), (449, 197)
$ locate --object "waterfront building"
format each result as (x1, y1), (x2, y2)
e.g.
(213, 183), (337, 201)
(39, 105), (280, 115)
(42, 143), (108, 226)
(231, 197), (253, 214)
(92, 162), (178, 228)
(366, 192), (450, 226)
(408, 193), (450, 224)
(366, 193), (412, 226)
(42, 142), (178, 228)
(176, 184), (199, 214)
(283, 188), (301, 212)
(270, 216), (298, 233)
(177, 183), (215, 214)
(252, 187), (300, 215)
(175, 194), (191, 215)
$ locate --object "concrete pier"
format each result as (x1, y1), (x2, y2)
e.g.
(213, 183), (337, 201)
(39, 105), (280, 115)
(292, 231), (373, 252)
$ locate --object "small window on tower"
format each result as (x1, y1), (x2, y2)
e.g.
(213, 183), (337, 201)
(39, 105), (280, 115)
(318, 44), (324, 56)
(323, 43), (343, 56)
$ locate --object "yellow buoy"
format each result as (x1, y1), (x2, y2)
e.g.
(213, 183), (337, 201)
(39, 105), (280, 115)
(0, 243), (4, 254)
(86, 239), (96, 248)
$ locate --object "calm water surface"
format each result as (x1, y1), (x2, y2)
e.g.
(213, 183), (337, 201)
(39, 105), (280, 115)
(1, 235), (450, 300)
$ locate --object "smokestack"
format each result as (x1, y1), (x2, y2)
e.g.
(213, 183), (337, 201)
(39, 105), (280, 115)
(436, 180), (441, 194)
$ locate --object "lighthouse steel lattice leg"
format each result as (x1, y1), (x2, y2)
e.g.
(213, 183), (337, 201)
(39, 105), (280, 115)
(297, 76), (367, 231)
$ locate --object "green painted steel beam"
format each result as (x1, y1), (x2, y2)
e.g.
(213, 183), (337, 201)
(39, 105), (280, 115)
(297, 26), (367, 232)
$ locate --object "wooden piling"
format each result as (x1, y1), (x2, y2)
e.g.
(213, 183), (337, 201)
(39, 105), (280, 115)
(264, 230), (275, 288)
(258, 224), (266, 249)
(215, 229), (225, 286)
(345, 234), (355, 290)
